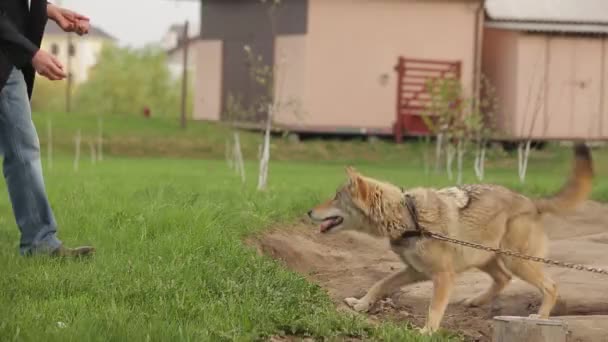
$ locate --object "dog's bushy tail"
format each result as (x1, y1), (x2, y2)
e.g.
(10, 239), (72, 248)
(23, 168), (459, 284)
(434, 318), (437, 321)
(535, 143), (593, 214)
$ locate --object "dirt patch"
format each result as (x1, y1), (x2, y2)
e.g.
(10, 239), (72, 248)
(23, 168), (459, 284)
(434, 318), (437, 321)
(249, 201), (608, 341)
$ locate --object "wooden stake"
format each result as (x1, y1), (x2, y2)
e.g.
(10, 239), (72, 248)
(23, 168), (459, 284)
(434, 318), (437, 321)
(233, 132), (245, 183)
(47, 118), (53, 170)
(73, 129), (81, 172)
(97, 117), (103, 161)
(225, 139), (234, 169)
(493, 316), (567, 342)
(257, 104), (272, 191)
(518, 140), (532, 183)
(180, 21), (189, 129)
(89, 140), (97, 164)
(456, 139), (464, 185)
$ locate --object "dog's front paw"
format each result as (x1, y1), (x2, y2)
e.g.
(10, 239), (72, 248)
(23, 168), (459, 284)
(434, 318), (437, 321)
(344, 297), (371, 312)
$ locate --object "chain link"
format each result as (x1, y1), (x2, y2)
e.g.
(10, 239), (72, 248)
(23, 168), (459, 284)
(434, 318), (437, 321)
(422, 230), (608, 276)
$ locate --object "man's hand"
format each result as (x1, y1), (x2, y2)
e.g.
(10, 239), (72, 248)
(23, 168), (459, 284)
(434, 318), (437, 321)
(32, 50), (66, 81)
(47, 4), (90, 36)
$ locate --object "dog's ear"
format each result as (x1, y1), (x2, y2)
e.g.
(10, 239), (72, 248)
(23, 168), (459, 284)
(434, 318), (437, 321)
(346, 167), (369, 201)
(346, 166), (359, 187)
(346, 166), (358, 178)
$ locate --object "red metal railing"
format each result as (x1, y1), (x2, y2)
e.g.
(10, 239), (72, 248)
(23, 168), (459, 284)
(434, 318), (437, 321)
(393, 57), (461, 143)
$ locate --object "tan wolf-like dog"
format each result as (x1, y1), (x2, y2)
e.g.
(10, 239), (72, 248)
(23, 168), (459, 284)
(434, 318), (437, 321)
(308, 144), (593, 333)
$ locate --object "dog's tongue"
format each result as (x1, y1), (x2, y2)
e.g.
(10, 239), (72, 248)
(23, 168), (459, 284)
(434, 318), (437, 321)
(319, 219), (335, 233)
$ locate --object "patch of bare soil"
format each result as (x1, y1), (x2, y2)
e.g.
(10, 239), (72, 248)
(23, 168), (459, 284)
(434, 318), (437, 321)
(249, 201), (608, 341)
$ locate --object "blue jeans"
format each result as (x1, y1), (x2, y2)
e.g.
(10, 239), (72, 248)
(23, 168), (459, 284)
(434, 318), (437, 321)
(0, 68), (61, 255)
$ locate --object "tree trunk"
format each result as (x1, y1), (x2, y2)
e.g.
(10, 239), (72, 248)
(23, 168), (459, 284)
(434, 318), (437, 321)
(479, 143), (486, 181)
(446, 142), (455, 181)
(233, 132), (245, 183)
(435, 132), (444, 173)
(257, 105), (273, 191)
(225, 139), (234, 170)
(423, 135), (431, 176)
(456, 139), (464, 185)
(474, 141), (486, 181)
(518, 140), (532, 183)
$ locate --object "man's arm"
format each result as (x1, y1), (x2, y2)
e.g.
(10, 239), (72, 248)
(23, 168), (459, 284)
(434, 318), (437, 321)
(0, 14), (38, 68)
(0, 10), (66, 80)
(0, 2), (87, 81)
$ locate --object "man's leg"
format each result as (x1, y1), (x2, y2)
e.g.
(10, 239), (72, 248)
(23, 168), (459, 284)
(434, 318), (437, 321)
(0, 68), (93, 256)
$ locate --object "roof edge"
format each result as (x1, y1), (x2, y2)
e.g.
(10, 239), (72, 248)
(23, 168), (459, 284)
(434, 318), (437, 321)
(485, 20), (608, 34)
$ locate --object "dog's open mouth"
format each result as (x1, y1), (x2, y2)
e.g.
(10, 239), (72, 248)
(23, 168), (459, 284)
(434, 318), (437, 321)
(319, 216), (343, 233)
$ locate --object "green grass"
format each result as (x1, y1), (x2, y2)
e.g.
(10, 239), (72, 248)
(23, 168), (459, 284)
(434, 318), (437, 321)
(0, 158), (471, 342)
(0, 112), (607, 341)
(33, 111), (435, 163)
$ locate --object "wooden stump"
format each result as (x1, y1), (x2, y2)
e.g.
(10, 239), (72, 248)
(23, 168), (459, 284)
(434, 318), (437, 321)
(493, 316), (568, 342)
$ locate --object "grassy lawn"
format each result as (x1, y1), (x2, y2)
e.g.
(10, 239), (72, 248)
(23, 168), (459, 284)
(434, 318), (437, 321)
(32, 111), (437, 163)
(1, 113), (607, 341)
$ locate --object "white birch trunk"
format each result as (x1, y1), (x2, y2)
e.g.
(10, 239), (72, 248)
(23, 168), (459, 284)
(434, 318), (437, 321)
(474, 141), (486, 181)
(456, 139), (465, 185)
(474, 144), (481, 179)
(233, 132), (245, 183)
(435, 132), (444, 173)
(479, 144), (486, 181)
(446, 143), (455, 181)
(257, 105), (273, 191)
(518, 140), (532, 183)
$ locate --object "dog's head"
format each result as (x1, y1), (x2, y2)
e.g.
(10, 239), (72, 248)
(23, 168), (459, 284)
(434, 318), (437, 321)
(308, 167), (400, 235)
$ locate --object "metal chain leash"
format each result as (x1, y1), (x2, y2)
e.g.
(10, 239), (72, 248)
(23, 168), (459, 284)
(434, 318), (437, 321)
(422, 229), (608, 276)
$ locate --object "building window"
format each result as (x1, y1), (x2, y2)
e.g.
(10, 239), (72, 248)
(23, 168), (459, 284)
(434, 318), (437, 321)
(68, 43), (76, 57)
(51, 43), (59, 56)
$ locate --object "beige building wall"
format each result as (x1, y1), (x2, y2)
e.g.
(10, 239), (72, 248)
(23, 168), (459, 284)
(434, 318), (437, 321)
(520, 35), (606, 139)
(603, 38), (608, 137)
(485, 29), (608, 140)
(482, 28), (518, 134)
(286, 0), (481, 131)
(192, 0), (481, 133)
(192, 40), (223, 121)
(273, 35), (308, 126)
(514, 34), (548, 138)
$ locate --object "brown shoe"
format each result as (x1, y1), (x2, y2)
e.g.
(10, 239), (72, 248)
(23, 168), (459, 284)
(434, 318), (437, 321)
(51, 245), (96, 258)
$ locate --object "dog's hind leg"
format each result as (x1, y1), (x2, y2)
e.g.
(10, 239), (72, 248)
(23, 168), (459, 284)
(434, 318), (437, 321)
(345, 266), (427, 312)
(504, 259), (557, 318)
(421, 271), (455, 334)
(463, 258), (512, 307)
(502, 217), (557, 318)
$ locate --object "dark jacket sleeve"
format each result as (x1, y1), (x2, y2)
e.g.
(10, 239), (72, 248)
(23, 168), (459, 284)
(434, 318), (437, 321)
(0, 13), (38, 68)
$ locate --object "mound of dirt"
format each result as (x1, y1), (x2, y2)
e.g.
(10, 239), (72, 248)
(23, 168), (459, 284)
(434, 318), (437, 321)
(249, 201), (608, 341)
